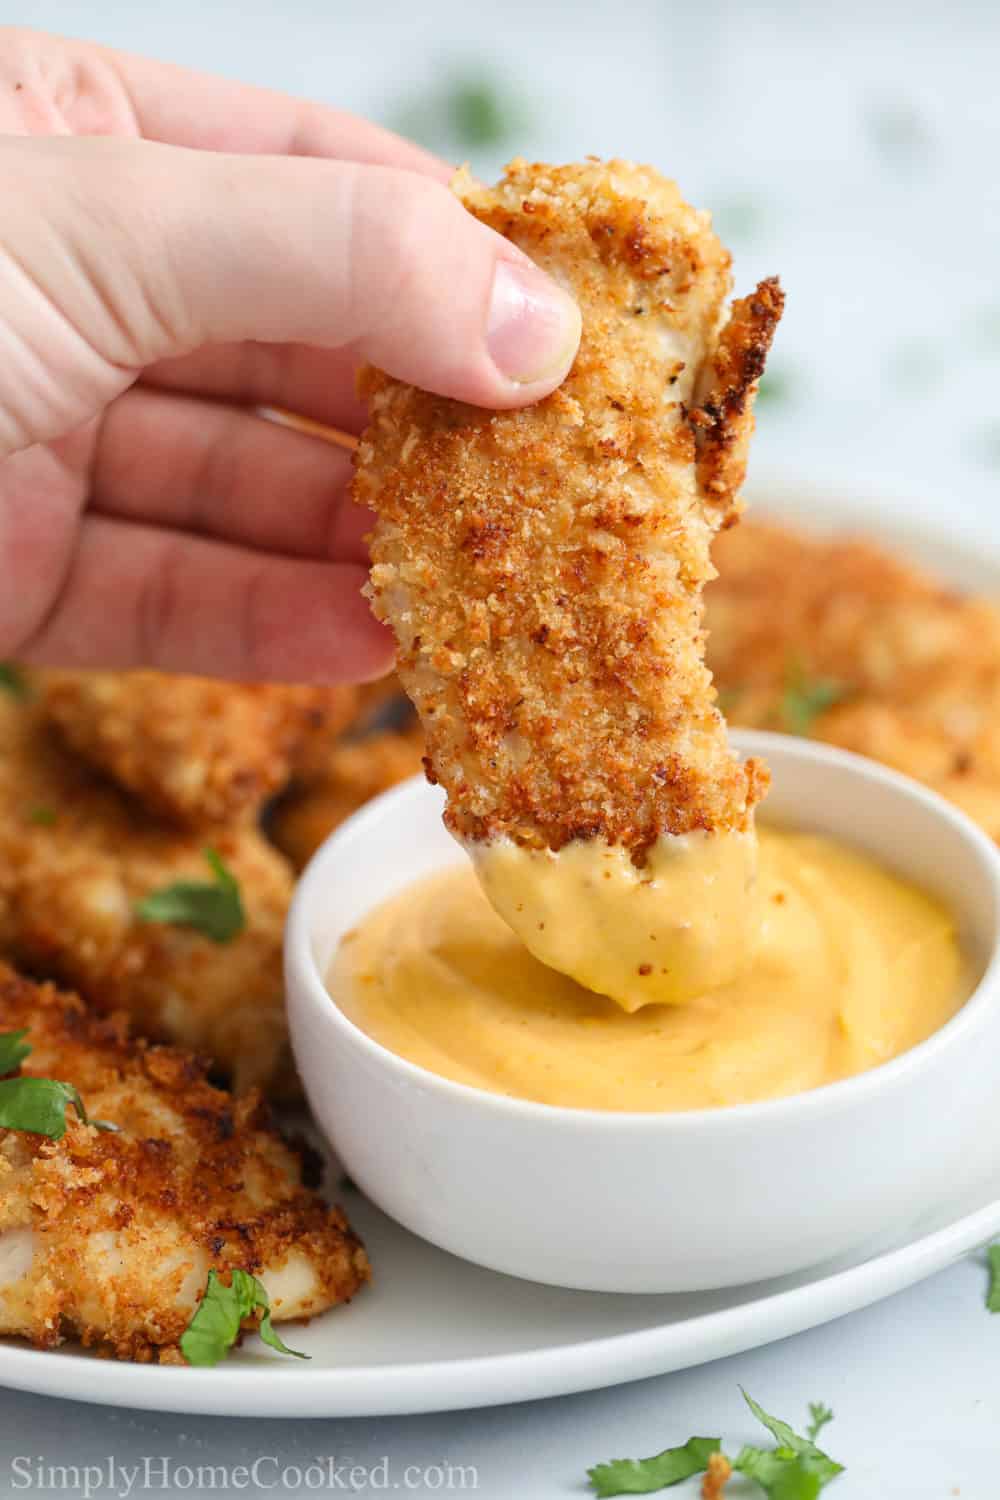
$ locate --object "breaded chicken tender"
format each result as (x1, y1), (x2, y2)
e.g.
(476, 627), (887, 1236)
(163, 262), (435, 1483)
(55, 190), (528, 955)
(354, 160), (782, 1008)
(0, 699), (295, 1096)
(0, 965), (368, 1360)
(40, 670), (357, 827)
(707, 518), (1000, 839)
(271, 726), (426, 871)
(356, 159), (782, 856)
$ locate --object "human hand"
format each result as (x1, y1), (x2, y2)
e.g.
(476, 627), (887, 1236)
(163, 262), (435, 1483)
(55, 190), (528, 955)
(0, 29), (581, 681)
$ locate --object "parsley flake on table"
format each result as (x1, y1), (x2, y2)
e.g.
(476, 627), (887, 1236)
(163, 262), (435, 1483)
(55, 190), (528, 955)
(588, 1436), (721, 1495)
(136, 847), (245, 943)
(985, 1243), (1000, 1313)
(180, 1268), (309, 1367)
(0, 1030), (118, 1139)
(586, 1389), (843, 1497)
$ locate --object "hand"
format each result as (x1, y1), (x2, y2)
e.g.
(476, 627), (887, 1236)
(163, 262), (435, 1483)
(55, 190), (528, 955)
(0, 29), (581, 682)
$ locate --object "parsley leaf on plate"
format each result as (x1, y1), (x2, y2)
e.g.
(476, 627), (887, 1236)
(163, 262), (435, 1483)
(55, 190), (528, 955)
(0, 1029), (31, 1076)
(588, 1436), (721, 1496)
(986, 1243), (1000, 1312)
(180, 1268), (309, 1367)
(0, 1030), (119, 1138)
(136, 847), (245, 943)
(779, 659), (847, 735)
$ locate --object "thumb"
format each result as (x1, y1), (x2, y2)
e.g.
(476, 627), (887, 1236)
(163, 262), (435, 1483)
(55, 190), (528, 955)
(3, 137), (581, 431)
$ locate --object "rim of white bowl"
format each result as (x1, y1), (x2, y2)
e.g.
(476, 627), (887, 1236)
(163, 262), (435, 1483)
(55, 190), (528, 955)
(287, 730), (1000, 1131)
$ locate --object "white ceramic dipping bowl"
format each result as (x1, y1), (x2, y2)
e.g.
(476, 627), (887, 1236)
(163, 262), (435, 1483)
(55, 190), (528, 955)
(286, 731), (1000, 1294)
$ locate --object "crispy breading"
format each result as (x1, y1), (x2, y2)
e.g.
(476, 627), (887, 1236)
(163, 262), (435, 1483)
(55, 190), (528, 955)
(354, 159), (781, 856)
(0, 964), (368, 1360)
(706, 518), (1000, 838)
(0, 699), (295, 1096)
(270, 726), (426, 871)
(290, 672), (413, 784)
(701, 1453), (732, 1500)
(39, 670), (358, 827)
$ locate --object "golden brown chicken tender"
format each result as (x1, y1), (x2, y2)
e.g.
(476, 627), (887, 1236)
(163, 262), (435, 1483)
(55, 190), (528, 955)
(354, 159), (782, 857)
(40, 670), (358, 827)
(270, 726), (426, 871)
(706, 518), (1000, 838)
(0, 964), (368, 1361)
(0, 697), (295, 1096)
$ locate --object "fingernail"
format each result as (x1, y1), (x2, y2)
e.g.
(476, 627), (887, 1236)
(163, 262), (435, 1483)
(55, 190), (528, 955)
(487, 261), (581, 385)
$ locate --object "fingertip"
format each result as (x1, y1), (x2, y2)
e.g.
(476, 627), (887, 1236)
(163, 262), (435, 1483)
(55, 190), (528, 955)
(485, 259), (582, 398)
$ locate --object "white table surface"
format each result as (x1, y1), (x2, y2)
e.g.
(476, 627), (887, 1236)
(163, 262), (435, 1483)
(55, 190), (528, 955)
(0, 1253), (998, 1496)
(3, 2), (1000, 1491)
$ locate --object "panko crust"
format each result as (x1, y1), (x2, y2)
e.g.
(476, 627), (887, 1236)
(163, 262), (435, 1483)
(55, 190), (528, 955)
(354, 159), (781, 854)
(270, 726), (426, 871)
(0, 965), (368, 1361)
(0, 699), (295, 1097)
(40, 670), (357, 827)
(707, 517), (1000, 839)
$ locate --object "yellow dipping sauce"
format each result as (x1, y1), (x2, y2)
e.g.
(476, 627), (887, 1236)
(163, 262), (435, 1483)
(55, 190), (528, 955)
(331, 828), (968, 1112)
(468, 830), (760, 1011)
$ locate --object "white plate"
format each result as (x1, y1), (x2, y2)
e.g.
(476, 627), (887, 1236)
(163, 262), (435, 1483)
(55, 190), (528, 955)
(3, 475), (1000, 1418)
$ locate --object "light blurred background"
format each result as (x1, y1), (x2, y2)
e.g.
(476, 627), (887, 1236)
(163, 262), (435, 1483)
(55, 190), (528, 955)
(10, 0), (999, 539)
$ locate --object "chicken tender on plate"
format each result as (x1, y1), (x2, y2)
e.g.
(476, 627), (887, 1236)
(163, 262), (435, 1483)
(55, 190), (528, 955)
(0, 698), (295, 1096)
(354, 159), (782, 1008)
(0, 964), (368, 1361)
(40, 671), (357, 827)
(707, 518), (1000, 839)
(271, 726), (426, 871)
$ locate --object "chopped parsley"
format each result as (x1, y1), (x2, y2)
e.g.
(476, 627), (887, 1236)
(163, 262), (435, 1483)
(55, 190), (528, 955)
(755, 369), (793, 408)
(0, 1029), (31, 1075)
(587, 1389), (843, 1497)
(986, 1243), (1000, 1313)
(0, 1030), (118, 1139)
(589, 1437), (721, 1496)
(180, 1268), (309, 1367)
(806, 1404), (834, 1444)
(391, 68), (526, 153)
(26, 804), (57, 827)
(136, 847), (244, 943)
(0, 662), (29, 699)
(780, 660), (847, 736)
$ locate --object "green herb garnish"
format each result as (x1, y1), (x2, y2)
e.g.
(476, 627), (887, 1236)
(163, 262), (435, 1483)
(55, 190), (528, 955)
(136, 847), (244, 943)
(805, 1404), (834, 1444)
(27, 804), (57, 827)
(986, 1243), (1000, 1313)
(180, 1268), (309, 1367)
(780, 660), (847, 735)
(391, 68), (525, 153)
(0, 1030), (118, 1139)
(586, 1390), (842, 1498)
(0, 1030), (31, 1075)
(588, 1437), (721, 1496)
(734, 1390), (844, 1495)
(755, 369), (793, 408)
(0, 663), (29, 699)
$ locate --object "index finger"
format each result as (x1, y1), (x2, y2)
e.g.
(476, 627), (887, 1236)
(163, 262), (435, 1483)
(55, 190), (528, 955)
(2, 26), (451, 176)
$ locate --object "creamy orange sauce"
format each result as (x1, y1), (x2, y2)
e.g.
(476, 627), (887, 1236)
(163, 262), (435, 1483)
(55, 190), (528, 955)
(331, 829), (967, 1112)
(468, 829), (760, 1011)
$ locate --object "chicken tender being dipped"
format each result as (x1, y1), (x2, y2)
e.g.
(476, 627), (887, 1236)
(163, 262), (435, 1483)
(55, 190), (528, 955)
(353, 159), (783, 1010)
(0, 964), (368, 1361)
